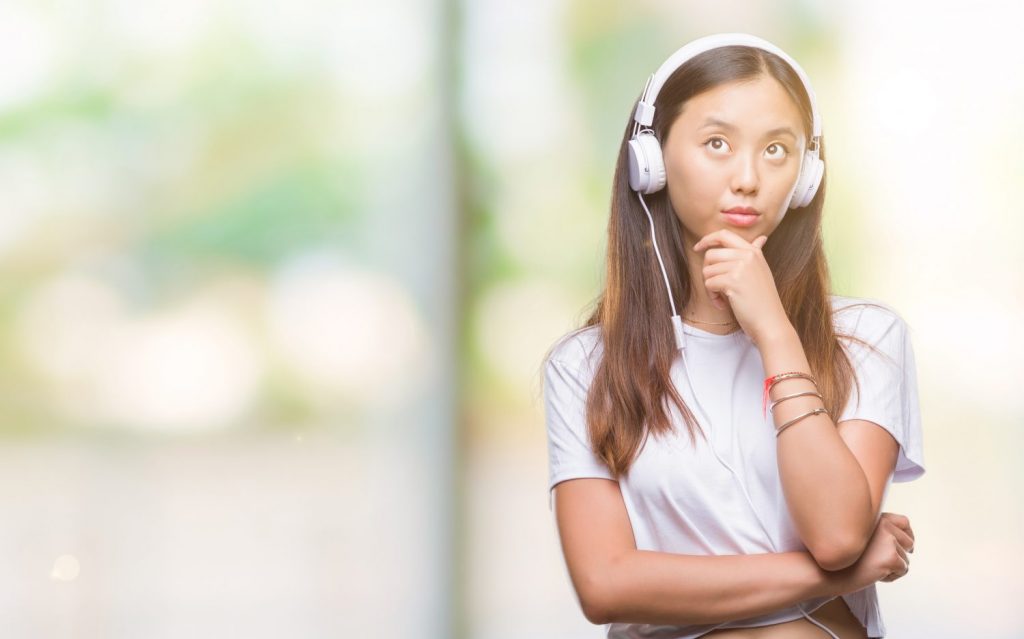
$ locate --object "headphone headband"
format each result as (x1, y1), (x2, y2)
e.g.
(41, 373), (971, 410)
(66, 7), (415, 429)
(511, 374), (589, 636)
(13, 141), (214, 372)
(632, 32), (821, 145)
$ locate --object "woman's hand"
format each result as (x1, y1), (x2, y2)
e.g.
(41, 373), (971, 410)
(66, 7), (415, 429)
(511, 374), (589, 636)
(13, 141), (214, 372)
(692, 229), (790, 343)
(832, 512), (915, 594)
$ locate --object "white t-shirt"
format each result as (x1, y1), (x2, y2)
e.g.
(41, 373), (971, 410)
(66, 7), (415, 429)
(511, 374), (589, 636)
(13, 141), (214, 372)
(543, 295), (926, 639)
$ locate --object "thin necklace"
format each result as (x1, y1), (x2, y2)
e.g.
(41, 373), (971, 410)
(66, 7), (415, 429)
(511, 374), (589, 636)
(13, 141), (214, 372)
(684, 314), (738, 326)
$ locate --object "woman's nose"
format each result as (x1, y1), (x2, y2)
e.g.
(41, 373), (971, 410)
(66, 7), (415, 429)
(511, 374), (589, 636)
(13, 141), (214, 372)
(731, 154), (759, 193)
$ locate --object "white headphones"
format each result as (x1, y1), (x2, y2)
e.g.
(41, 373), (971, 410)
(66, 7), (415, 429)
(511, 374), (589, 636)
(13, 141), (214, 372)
(626, 33), (826, 351)
(627, 32), (824, 209)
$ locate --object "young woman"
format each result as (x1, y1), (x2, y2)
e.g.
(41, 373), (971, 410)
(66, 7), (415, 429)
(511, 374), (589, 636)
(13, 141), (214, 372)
(541, 33), (926, 639)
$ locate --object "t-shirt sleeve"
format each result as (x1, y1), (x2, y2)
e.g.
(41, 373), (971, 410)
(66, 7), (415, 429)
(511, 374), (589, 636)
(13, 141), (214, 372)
(836, 307), (926, 483)
(544, 354), (615, 511)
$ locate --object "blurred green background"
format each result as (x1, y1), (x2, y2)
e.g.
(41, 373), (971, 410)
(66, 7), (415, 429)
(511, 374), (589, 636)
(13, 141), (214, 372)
(0, 0), (1021, 637)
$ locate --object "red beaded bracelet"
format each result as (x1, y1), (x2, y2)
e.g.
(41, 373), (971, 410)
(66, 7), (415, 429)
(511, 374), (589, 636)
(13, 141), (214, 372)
(762, 371), (817, 419)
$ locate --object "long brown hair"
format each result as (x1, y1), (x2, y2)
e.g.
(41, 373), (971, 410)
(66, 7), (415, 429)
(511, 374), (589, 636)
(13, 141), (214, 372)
(542, 45), (888, 478)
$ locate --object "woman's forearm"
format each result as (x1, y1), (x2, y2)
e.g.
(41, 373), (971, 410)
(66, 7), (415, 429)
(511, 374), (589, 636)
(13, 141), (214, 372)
(599, 548), (847, 625)
(758, 324), (874, 568)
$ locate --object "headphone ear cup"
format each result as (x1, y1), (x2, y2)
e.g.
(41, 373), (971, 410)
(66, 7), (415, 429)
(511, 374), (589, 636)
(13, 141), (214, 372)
(627, 131), (667, 194)
(788, 150), (824, 209)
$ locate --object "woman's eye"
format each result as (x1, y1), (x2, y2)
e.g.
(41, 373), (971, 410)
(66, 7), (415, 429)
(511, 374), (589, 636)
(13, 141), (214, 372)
(704, 137), (730, 153)
(704, 135), (790, 158)
(703, 137), (789, 159)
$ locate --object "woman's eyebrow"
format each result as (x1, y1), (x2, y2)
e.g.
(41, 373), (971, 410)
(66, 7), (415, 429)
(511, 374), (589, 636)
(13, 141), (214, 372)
(699, 117), (797, 140)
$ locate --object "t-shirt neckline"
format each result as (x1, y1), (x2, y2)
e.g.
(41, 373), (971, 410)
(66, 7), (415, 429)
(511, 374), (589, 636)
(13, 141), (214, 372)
(680, 321), (746, 340)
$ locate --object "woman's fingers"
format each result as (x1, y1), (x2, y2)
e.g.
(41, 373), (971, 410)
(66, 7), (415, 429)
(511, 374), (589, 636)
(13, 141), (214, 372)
(879, 531), (911, 583)
(894, 536), (909, 563)
(693, 228), (750, 252)
(700, 247), (749, 265)
(893, 537), (910, 577)
(702, 261), (734, 278)
(891, 525), (915, 553)
(882, 512), (915, 545)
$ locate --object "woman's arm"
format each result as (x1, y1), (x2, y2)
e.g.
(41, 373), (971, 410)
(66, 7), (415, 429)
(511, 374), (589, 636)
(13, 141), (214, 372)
(555, 478), (852, 626)
(757, 325), (879, 570)
(598, 547), (847, 625)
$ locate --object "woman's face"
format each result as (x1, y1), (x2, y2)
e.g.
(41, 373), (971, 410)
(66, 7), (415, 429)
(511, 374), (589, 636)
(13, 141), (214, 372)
(662, 75), (807, 247)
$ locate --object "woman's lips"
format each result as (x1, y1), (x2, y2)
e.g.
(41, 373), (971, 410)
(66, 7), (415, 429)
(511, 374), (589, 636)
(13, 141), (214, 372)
(721, 211), (760, 227)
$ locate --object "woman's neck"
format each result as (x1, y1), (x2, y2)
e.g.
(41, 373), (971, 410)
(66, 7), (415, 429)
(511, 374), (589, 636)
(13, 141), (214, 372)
(681, 300), (739, 335)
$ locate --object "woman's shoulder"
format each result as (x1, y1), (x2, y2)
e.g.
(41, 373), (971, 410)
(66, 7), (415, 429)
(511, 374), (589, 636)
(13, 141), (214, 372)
(544, 325), (604, 372)
(830, 294), (904, 327)
(829, 294), (908, 349)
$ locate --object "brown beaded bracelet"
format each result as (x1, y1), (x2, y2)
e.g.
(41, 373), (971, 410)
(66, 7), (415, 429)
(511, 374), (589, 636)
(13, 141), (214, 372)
(762, 371), (819, 418)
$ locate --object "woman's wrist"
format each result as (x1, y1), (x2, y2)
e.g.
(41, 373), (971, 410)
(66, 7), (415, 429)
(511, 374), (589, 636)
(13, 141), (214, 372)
(752, 317), (798, 351)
